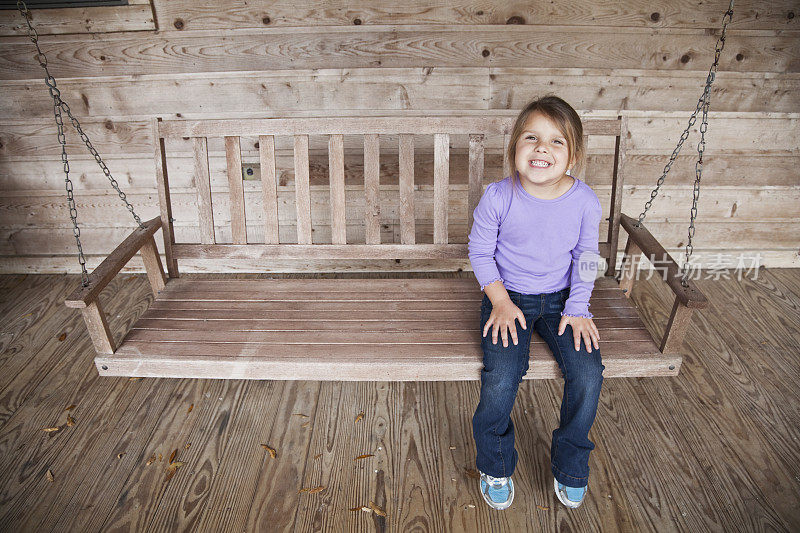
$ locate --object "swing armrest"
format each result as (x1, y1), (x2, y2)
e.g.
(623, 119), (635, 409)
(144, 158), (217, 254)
(618, 214), (708, 309)
(64, 216), (163, 308)
(617, 214), (708, 355)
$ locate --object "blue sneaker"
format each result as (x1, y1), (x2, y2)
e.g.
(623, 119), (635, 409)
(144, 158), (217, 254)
(479, 470), (514, 510)
(554, 477), (587, 508)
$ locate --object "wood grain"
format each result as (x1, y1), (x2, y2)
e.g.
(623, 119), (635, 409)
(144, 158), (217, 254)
(146, 0), (798, 31)
(328, 134), (347, 245)
(193, 138), (215, 245)
(1, 27), (795, 80)
(293, 135), (312, 245)
(225, 136), (247, 244)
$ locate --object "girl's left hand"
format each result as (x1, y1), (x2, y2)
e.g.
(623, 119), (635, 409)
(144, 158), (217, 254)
(558, 315), (600, 353)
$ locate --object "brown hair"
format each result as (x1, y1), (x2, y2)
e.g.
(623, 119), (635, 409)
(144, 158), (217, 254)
(506, 95), (585, 196)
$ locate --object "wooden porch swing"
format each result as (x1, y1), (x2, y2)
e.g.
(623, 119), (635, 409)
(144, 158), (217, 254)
(62, 114), (708, 381)
(15, 1), (731, 381)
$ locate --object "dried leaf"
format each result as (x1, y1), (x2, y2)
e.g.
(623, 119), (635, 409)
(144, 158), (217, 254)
(260, 444), (277, 458)
(300, 421), (310, 428)
(58, 332), (66, 341)
(129, 377), (143, 381)
(465, 468), (480, 479)
(354, 412), (364, 423)
(293, 413), (309, 418)
(164, 461), (185, 482)
(467, 504), (476, 509)
(146, 454), (156, 465)
(117, 452), (126, 459)
(46, 469), (54, 482)
(368, 501), (386, 517)
(297, 485), (326, 494)
(187, 403), (194, 414)
(169, 448), (177, 464)
(64, 404), (76, 411)
(354, 454), (374, 461)
(42, 427), (61, 433)
(449, 446), (456, 450)
(20, 312), (33, 319)
(66, 415), (75, 427)
(184, 442), (191, 450)
(158, 453), (163, 462)
(349, 506), (364, 512)
(313, 453), (322, 460)
(536, 505), (550, 511)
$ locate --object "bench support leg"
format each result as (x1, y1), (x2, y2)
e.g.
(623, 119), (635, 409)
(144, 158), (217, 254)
(660, 298), (694, 354)
(81, 300), (116, 354)
(618, 235), (642, 298)
(140, 235), (167, 297)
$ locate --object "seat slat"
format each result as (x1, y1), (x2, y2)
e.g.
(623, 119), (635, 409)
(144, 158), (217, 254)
(132, 316), (648, 331)
(147, 299), (642, 314)
(124, 327), (655, 344)
(102, 340), (674, 380)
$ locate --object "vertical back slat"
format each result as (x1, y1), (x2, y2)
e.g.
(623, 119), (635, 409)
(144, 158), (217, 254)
(225, 136), (247, 244)
(193, 137), (215, 244)
(363, 134), (381, 245)
(259, 135), (279, 244)
(468, 134), (485, 233)
(152, 117), (178, 278)
(328, 134), (347, 244)
(606, 115), (628, 276)
(580, 134), (589, 180)
(398, 134), (415, 245)
(503, 132), (511, 177)
(433, 133), (449, 244)
(293, 134), (312, 245)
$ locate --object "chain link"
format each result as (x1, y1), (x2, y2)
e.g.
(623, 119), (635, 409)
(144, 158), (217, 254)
(16, 0), (145, 287)
(635, 0), (734, 287)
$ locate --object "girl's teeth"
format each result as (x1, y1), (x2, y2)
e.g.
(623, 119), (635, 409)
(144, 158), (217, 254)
(530, 161), (550, 167)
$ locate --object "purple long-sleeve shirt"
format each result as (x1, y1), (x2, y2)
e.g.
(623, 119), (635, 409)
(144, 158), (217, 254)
(468, 175), (603, 318)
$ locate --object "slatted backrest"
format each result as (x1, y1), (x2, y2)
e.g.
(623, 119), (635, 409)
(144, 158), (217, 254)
(152, 116), (626, 268)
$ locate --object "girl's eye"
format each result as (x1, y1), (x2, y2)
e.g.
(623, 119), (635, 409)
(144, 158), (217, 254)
(526, 135), (563, 144)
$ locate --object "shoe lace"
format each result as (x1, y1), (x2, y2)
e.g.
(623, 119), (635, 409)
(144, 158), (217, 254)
(484, 473), (509, 488)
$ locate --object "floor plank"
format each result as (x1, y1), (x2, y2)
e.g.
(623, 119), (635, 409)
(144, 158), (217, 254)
(0, 271), (798, 531)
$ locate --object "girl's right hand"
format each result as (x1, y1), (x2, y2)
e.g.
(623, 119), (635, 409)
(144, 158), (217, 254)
(483, 299), (527, 347)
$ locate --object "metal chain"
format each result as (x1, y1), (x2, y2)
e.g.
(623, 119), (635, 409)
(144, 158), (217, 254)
(635, 0), (734, 287)
(16, 0), (145, 286)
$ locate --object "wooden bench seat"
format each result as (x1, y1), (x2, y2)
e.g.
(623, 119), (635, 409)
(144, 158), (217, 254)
(65, 115), (707, 382)
(96, 276), (680, 380)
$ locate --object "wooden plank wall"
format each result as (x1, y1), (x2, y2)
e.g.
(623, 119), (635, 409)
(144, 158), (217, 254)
(0, 1), (798, 274)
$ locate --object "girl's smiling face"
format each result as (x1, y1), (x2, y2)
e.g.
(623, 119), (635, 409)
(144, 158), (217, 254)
(514, 112), (575, 193)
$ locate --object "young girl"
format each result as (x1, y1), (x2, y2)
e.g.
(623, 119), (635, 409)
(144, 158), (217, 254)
(468, 95), (604, 510)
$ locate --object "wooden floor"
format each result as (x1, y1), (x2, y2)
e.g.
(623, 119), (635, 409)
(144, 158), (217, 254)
(0, 268), (798, 532)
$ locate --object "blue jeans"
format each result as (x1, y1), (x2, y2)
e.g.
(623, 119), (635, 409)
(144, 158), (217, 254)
(472, 286), (605, 487)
